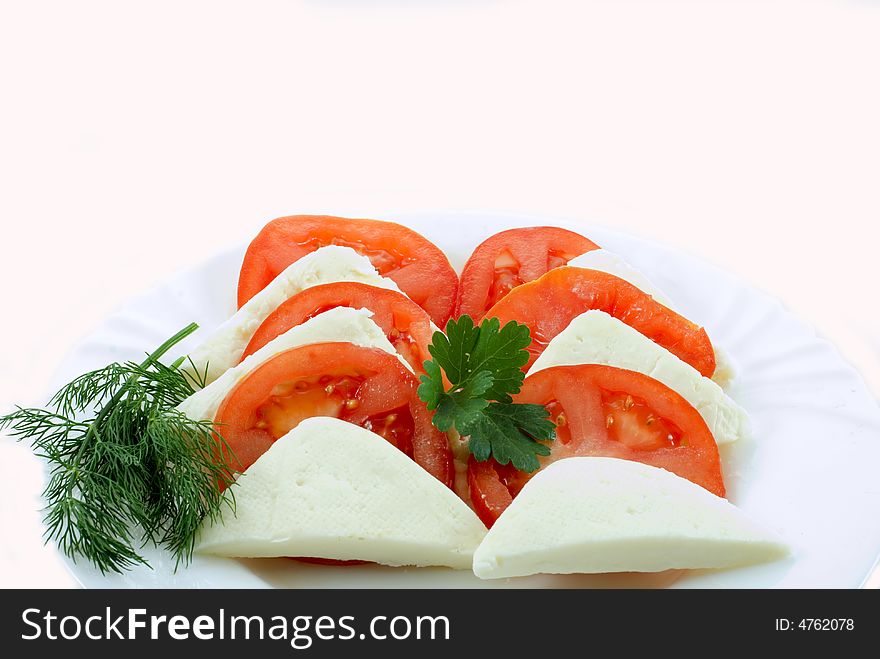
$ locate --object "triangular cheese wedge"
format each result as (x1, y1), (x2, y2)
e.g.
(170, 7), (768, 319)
(196, 417), (487, 569)
(528, 310), (749, 444)
(473, 457), (788, 579)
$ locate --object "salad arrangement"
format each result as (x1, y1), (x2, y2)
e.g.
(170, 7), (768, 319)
(1, 214), (788, 579)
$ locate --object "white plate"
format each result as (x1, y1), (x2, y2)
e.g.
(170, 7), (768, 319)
(49, 211), (880, 588)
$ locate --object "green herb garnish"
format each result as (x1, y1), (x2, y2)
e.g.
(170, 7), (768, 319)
(418, 315), (556, 472)
(0, 323), (234, 573)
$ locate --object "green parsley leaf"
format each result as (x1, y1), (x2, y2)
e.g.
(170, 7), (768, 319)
(417, 360), (445, 410)
(494, 401), (558, 442)
(467, 317), (532, 403)
(433, 392), (489, 433)
(429, 315), (481, 386)
(417, 314), (556, 473)
(459, 369), (494, 398)
(428, 316), (531, 403)
(463, 403), (554, 472)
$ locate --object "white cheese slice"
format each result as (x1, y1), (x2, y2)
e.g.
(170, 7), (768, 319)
(178, 306), (410, 423)
(567, 249), (736, 387)
(187, 245), (401, 385)
(528, 310), (749, 444)
(472, 457), (788, 578)
(196, 417), (487, 568)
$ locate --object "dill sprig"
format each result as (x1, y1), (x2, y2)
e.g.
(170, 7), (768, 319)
(0, 323), (235, 573)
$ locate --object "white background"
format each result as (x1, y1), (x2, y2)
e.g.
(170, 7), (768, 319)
(1, 0), (878, 588)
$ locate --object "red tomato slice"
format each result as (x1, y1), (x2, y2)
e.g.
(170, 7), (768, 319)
(487, 267), (716, 377)
(468, 364), (725, 527)
(214, 342), (453, 488)
(454, 226), (599, 320)
(240, 282), (435, 375)
(290, 557), (368, 566)
(237, 215), (458, 327)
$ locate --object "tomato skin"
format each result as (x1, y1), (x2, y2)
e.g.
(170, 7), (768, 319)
(467, 456), (513, 528)
(467, 364), (725, 526)
(241, 282), (435, 375)
(215, 343), (453, 487)
(237, 215), (458, 327)
(290, 557), (368, 567)
(486, 267), (717, 377)
(455, 226), (599, 320)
